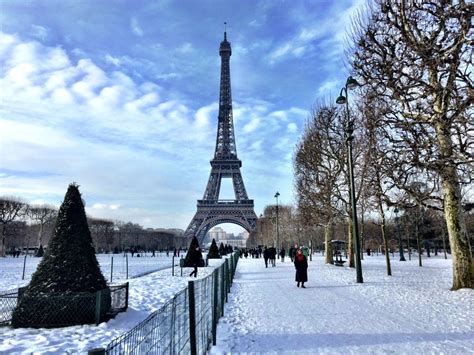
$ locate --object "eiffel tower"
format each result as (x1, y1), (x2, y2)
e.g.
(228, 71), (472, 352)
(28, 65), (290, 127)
(184, 29), (257, 243)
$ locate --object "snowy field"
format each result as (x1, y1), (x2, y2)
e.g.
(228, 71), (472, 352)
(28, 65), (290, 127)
(1, 254), (473, 354)
(0, 252), (180, 290)
(211, 254), (474, 354)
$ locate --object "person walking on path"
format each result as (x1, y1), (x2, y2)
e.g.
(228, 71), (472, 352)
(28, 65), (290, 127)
(189, 246), (201, 277)
(280, 247), (286, 262)
(294, 248), (308, 288)
(263, 246), (270, 268)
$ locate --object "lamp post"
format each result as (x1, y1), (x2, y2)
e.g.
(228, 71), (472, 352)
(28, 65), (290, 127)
(394, 207), (406, 261)
(336, 76), (363, 283)
(275, 192), (280, 251)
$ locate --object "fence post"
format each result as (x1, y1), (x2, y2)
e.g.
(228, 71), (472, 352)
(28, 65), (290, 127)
(225, 260), (229, 303)
(110, 256), (114, 283)
(126, 253), (129, 279)
(172, 255), (175, 276)
(22, 253), (27, 280)
(212, 270), (218, 346)
(220, 265), (225, 316)
(171, 296), (176, 353)
(230, 255), (234, 285)
(188, 280), (197, 355)
(180, 255), (184, 277)
(125, 282), (129, 311)
(95, 290), (102, 325)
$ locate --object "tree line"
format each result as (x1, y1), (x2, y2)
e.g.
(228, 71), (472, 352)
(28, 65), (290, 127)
(0, 196), (187, 257)
(294, 1), (472, 290)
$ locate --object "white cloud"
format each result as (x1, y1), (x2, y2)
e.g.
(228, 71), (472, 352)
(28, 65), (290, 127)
(318, 79), (340, 95)
(287, 122), (298, 133)
(195, 102), (218, 128)
(130, 17), (144, 36)
(177, 43), (193, 53)
(92, 203), (107, 209)
(105, 54), (121, 67)
(243, 117), (260, 133)
(266, 0), (365, 64)
(30, 25), (48, 41)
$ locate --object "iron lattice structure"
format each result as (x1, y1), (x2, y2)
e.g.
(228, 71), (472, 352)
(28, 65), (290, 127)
(184, 31), (257, 243)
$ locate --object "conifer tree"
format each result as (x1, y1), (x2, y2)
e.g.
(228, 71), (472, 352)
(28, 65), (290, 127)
(12, 183), (110, 327)
(184, 236), (203, 266)
(208, 238), (221, 259)
(35, 244), (44, 257)
(219, 242), (227, 256)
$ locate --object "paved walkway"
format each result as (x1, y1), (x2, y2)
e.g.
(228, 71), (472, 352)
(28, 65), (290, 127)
(210, 255), (474, 354)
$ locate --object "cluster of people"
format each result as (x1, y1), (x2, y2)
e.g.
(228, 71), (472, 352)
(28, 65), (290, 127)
(240, 247), (263, 259)
(263, 246), (277, 267)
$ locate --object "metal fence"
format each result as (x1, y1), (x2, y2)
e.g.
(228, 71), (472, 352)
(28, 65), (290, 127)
(104, 252), (240, 355)
(0, 283), (129, 327)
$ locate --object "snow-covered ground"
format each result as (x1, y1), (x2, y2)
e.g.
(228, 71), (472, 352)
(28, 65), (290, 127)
(211, 254), (474, 354)
(0, 253), (220, 353)
(1, 253), (473, 354)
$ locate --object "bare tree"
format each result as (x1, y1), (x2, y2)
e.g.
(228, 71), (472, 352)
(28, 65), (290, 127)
(350, 1), (473, 289)
(89, 218), (115, 252)
(27, 205), (57, 253)
(0, 197), (27, 257)
(294, 103), (350, 264)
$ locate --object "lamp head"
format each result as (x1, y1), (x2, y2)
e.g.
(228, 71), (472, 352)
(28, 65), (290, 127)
(336, 88), (347, 105)
(346, 76), (360, 90)
(275, 192), (280, 198)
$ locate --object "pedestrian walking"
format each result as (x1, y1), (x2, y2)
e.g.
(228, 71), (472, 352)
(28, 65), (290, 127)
(189, 246), (201, 278)
(280, 247), (286, 262)
(269, 247), (276, 267)
(263, 246), (270, 268)
(294, 248), (308, 288)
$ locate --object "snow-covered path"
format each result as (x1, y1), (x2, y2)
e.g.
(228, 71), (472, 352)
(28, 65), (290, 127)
(211, 255), (474, 354)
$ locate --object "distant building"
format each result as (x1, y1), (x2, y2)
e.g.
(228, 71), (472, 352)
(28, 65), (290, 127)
(208, 227), (248, 248)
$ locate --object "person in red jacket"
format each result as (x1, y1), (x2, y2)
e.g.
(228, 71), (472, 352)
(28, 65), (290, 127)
(294, 248), (308, 288)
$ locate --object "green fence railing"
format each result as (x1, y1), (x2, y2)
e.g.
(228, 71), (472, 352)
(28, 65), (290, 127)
(0, 283), (129, 327)
(103, 252), (240, 355)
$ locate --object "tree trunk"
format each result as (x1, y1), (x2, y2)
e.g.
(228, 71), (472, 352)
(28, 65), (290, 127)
(348, 219), (355, 268)
(360, 212), (365, 260)
(324, 223), (334, 265)
(1, 223), (6, 257)
(436, 123), (473, 289)
(442, 228), (447, 260)
(37, 223), (44, 248)
(416, 222), (422, 267)
(378, 201), (391, 276)
(442, 170), (473, 289)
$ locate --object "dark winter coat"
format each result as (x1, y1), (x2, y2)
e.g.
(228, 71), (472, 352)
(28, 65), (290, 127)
(263, 248), (270, 260)
(294, 253), (308, 282)
(268, 247), (276, 259)
(189, 248), (202, 267)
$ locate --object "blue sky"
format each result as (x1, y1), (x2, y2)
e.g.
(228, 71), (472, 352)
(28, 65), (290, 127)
(0, 0), (364, 232)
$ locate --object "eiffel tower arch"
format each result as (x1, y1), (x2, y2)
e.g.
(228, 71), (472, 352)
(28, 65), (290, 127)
(184, 30), (257, 243)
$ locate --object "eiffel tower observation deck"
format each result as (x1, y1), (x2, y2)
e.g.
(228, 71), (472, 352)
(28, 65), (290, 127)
(184, 28), (258, 243)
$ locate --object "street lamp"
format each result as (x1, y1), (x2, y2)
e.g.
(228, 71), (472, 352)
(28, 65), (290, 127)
(336, 76), (363, 283)
(394, 207), (406, 261)
(275, 192), (280, 251)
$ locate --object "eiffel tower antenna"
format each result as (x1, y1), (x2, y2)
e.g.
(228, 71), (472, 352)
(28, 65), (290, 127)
(184, 29), (257, 243)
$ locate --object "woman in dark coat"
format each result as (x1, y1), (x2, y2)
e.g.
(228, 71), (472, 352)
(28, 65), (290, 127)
(294, 248), (308, 288)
